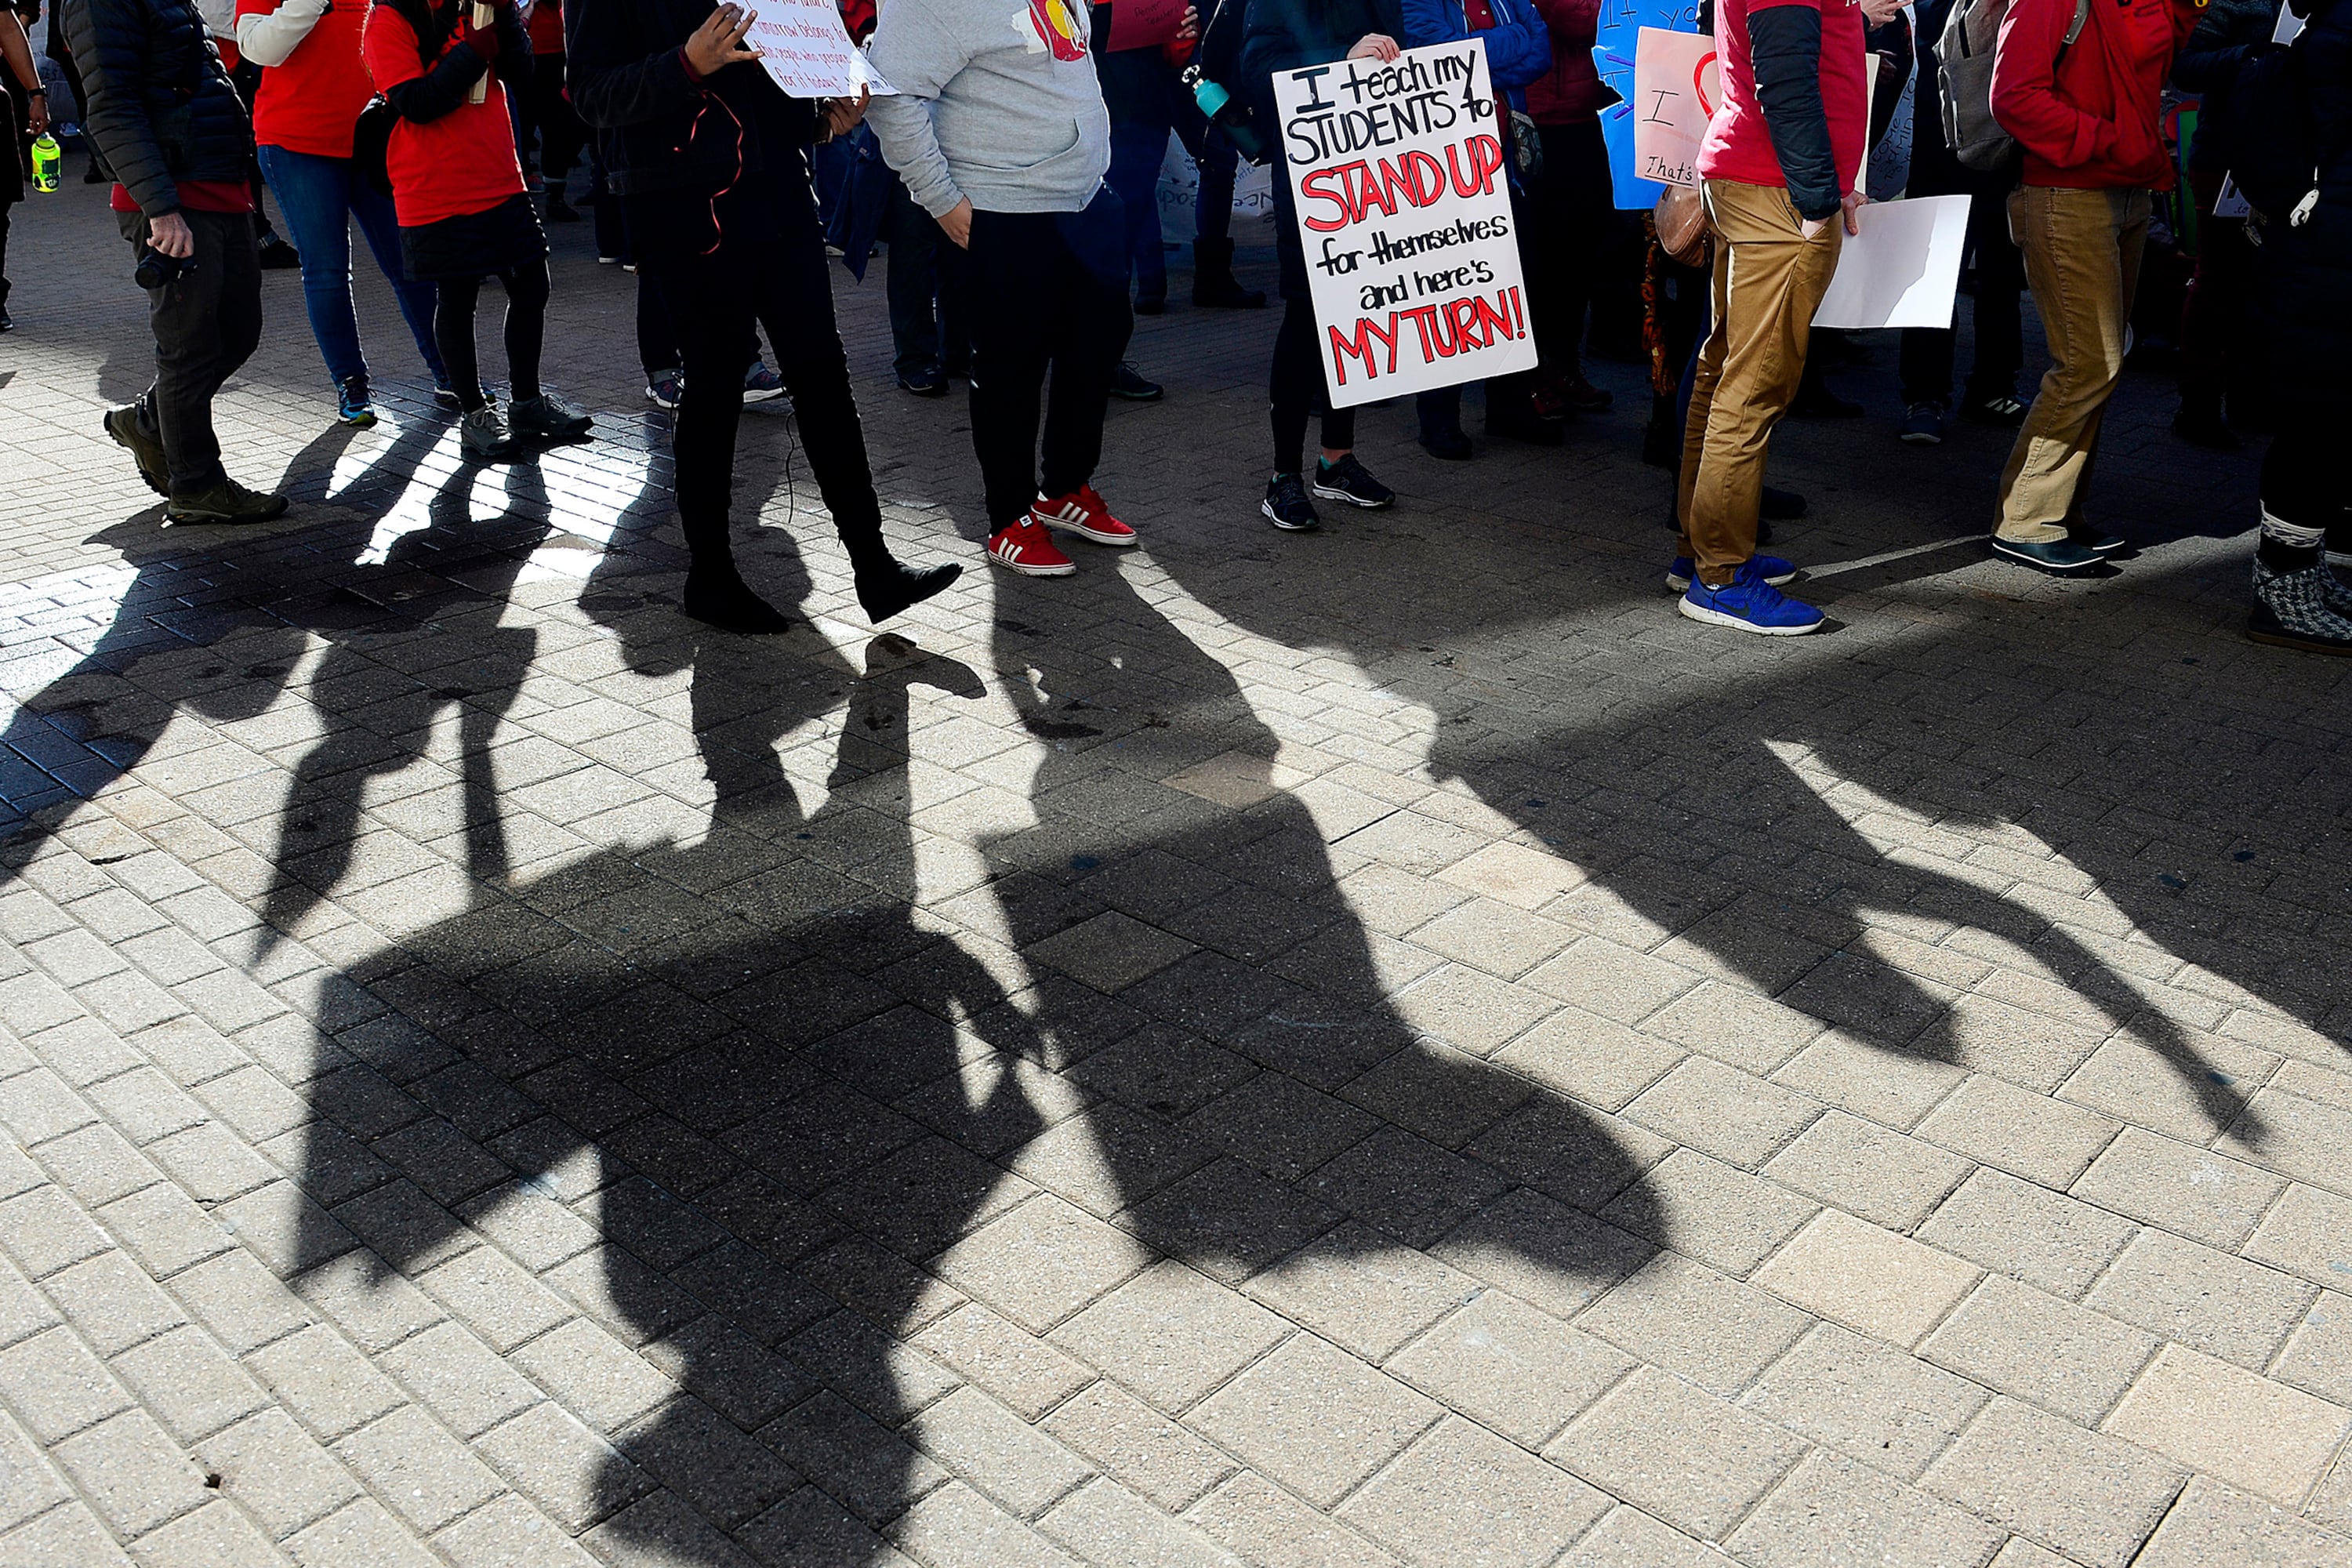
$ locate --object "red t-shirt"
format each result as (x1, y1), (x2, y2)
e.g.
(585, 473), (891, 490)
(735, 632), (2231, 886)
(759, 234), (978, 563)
(361, 0), (526, 227)
(237, 0), (375, 157)
(1696, 0), (1868, 194)
(112, 180), (256, 214)
(524, 0), (561, 56)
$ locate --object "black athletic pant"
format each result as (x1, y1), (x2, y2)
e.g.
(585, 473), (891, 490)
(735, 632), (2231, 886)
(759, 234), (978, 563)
(434, 263), (549, 411)
(637, 154), (886, 563)
(963, 187), (1133, 528)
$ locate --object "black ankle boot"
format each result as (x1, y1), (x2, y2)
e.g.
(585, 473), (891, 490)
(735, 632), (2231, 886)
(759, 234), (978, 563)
(1192, 238), (1265, 309)
(855, 556), (964, 622)
(682, 559), (792, 633)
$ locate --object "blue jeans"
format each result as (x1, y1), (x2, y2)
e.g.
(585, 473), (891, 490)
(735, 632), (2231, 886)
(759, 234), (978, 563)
(256, 143), (445, 392)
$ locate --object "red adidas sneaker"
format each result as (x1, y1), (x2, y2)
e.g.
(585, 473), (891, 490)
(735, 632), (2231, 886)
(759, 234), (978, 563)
(987, 518), (1076, 576)
(1031, 485), (1138, 547)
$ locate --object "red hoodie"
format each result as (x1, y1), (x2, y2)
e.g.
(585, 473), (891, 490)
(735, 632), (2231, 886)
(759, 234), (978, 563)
(1527, 0), (1609, 123)
(1991, 0), (2202, 189)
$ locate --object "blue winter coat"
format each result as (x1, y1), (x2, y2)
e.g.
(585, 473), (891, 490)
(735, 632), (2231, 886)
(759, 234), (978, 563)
(1398, 0), (1552, 93)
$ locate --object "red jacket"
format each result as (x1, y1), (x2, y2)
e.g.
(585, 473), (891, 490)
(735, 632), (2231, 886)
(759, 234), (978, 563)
(1527, 0), (1607, 123)
(1991, 0), (2201, 189)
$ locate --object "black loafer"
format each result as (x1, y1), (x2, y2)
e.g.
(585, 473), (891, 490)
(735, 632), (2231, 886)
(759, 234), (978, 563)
(1991, 535), (2103, 575)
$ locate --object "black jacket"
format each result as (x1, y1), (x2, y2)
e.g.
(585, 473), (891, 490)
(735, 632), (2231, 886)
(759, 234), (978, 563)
(62, 0), (252, 216)
(567, 0), (814, 198)
(2171, 0), (2284, 171)
(1240, 0), (1407, 132)
(374, 0), (532, 128)
(2242, 0), (2352, 401)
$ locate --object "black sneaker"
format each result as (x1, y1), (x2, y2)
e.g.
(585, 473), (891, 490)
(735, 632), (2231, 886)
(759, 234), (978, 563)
(1262, 474), (1319, 531)
(2070, 526), (2129, 557)
(1958, 392), (2029, 428)
(1110, 362), (1163, 401)
(165, 477), (289, 525)
(1312, 453), (1394, 509)
(510, 391), (593, 442)
(104, 405), (169, 497)
(898, 365), (949, 397)
(1900, 401), (1945, 445)
(258, 233), (302, 270)
(1991, 535), (2103, 575)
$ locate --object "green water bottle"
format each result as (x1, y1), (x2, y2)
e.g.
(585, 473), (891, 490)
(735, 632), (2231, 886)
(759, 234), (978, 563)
(30, 133), (60, 193)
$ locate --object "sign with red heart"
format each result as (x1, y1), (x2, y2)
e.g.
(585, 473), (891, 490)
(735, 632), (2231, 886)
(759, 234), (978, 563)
(1632, 27), (1718, 187)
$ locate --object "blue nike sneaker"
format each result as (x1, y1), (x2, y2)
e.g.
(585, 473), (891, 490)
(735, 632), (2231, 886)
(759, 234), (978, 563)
(1667, 554), (1796, 591)
(1679, 574), (1825, 636)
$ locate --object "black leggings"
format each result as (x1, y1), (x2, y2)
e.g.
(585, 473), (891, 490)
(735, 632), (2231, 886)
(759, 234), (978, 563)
(436, 263), (550, 411)
(1270, 296), (1353, 475)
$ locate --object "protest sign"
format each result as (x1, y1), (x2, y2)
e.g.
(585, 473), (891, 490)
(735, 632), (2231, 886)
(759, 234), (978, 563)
(1109, 0), (1187, 52)
(1272, 38), (1539, 407)
(750, 0), (897, 98)
(1595, 0), (1704, 208)
(1631, 27), (1718, 188)
(1813, 194), (1969, 330)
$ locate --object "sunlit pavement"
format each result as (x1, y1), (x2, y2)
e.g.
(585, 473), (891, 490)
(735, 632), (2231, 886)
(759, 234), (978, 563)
(2, 178), (2349, 1568)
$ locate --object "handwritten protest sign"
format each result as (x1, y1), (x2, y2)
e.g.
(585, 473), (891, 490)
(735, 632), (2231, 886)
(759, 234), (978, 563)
(1595, 0), (1703, 208)
(1632, 27), (1717, 188)
(1108, 0), (1186, 52)
(1272, 39), (1537, 407)
(1813, 194), (1969, 330)
(750, 0), (896, 99)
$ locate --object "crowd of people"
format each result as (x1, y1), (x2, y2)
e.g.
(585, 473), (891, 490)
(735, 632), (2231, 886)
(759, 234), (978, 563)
(2, 0), (2349, 651)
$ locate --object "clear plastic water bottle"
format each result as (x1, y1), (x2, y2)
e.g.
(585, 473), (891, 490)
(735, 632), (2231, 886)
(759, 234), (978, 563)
(30, 133), (61, 193)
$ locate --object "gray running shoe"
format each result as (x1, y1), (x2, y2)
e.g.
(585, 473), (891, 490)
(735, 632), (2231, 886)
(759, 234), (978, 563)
(461, 405), (520, 463)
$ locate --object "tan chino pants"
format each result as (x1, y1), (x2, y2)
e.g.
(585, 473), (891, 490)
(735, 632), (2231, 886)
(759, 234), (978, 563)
(1995, 186), (2151, 543)
(1677, 179), (1844, 586)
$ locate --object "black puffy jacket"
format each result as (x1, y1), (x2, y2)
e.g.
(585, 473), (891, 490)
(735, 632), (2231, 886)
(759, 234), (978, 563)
(2239, 0), (2352, 403)
(62, 0), (252, 216)
(567, 0), (815, 198)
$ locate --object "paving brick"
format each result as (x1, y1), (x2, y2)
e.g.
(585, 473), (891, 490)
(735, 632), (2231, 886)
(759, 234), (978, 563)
(0, 1408), (71, 1534)
(912, 1304), (1095, 1422)
(758, 1389), (951, 1526)
(1555, 1505), (1714, 1567)
(2242, 1181), (2352, 1293)
(1183, 1473), (1399, 1568)
(1762, 1112), (1973, 1231)
(1911, 1073), (2120, 1191)
(333, 1404), (506, 1533)
(909, 1385), (1094, 1520)
(2102, 1345), (2351, 1508)
(1752, 1210), (1980, 1349)
(2131, 1478), (2352, 1568)
(413, 1247), (574, 1352)
(1241, 1224), (1479, 1362)
(1573, 1251), (1809, 1398)
(125, 1497), (295, 1567)
(737, 1486), (920, 1568)
(43, 1251), (186, 1357)
(509, 1317), (677, 1436)
(1545, 1367), (1807, 1542)
(1724, 1449), (2006, 1568)
(1186, 1336), (1438, 1509)
(1040, 1478), (1246, 1568)
(2071, 1128), (2286, 1251)
(286, 1499), (446, 1568)
(1486, 1009), (1682, 1113)
(1049, 1261), (1290, 1414)
(1338, 1417), (1609, 1568)
(474, 1400), (655, 1533)
(1917, 1168), (2140, 1302)
(1381, 1290), (1632, 1449)
(891, 1479), (1083, 1568)
(1922, 1398), (2183, 1568)
(166, 1248), (317, 1356)
(430, 1494), (604, 1568)
(1599, 1148), (1817, 1277)
(245, 1324), (408, 1442)
(1923, 1275), (2156, 1425)
(1429, 1186), (1653, 1320)
(111, 1325), (270, 1443)
(618, 1396), (802, 1531)
(1740, 1323), (1990, 1484)
(49, 1408), (211, 1539)
(1044, 1381), (1236, 1513)
(1623, 1058), (1822, 1171)
(0, 1324), (131, 1442)
(195, 1406), (365, 1537)
(1650, 984), (1825, 1080)
(2082, 1228), (2315, 1370)
(934, 1196), (1153, 1335)
(0, 1502), (136, 1568)
(0, 1186), (117, 1279)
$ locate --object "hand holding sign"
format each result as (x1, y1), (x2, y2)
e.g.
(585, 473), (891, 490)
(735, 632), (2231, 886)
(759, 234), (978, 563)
(746, 0), (898, 98)
(1630, 27), (1717, 188)
(686, 3), (764, 75)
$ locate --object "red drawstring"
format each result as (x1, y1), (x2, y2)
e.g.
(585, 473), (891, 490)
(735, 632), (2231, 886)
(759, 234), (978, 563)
(690, 94), (746, 256)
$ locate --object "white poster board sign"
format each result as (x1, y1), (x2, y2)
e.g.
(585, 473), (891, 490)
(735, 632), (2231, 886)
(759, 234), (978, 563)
(1156, 140), (1280, 241)
(1632, 27), (1717, 188)
(1813, 194), (1970, 330)
(750, 0), (897, 99)
(1272, 39), (1538, 407)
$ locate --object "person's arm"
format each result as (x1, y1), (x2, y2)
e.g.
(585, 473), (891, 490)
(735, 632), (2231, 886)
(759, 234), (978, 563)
(1748, 0), (1841, 221)
(1397, 0), (1460, 49)
(492, 0), (529, 89)
(0, 10), (45, 135)
(234, 0), (328, 67)
(365, 1), (491, 122)
(865, 0), (975, 225)
(1991, 0), (2115, 168)
(67, 0), (180, 215)
(568, 0), (697, 126)
(1479, 0), (1553, 88)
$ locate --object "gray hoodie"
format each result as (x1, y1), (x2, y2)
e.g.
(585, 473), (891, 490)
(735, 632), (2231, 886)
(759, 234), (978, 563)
(865, 0), (1113, 218)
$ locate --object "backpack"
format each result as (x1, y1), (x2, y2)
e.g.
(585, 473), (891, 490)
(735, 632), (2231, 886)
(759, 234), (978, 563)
(1937, 0), (2090, 170)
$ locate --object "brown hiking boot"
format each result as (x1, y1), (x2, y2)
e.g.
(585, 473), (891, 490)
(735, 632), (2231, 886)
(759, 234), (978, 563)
(165, 477), (290, 526)
(103, 405), (169, 497)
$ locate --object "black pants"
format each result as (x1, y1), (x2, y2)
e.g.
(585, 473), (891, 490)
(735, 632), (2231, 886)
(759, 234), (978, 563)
(964, 188), (1134, 528)
(884, 180), (969, 379)
(1530, 120), (1617, 375)
(1897, 95), (2024, 407)
(436, 263), (550, 411)
(117, 206), (263, 490)
(2179, 168), (2255, 415)
(0, 204), (12, 310)
(638, 158), (886, 563)
(523, 53), (585, 184)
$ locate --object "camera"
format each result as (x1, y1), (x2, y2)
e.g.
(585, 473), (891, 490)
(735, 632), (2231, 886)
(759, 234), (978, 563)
(134, 247), (195, 290)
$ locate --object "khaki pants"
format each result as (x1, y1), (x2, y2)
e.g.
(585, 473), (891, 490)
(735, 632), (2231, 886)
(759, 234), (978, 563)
(1995, 186), (2150, 542)
(1677, 180), (1843, 586)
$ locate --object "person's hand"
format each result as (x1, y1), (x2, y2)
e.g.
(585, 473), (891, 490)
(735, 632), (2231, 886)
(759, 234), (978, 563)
(940, 197), (973, 249)
(1174, 3), (1198, 41)
(457, 8), (499, 59)
(148, 211), (195, 259)
(820, 85), (869, 138)
(1860, 0), (1903, 24)
(24, 91), (46, 139)
(1346, 31), (1399, 59)
(684, 2), (761, 75)
(1839, 188), (1866, 235)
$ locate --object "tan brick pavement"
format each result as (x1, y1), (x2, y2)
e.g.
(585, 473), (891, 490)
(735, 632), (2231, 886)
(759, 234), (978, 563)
(1, 176), (2350, 1567)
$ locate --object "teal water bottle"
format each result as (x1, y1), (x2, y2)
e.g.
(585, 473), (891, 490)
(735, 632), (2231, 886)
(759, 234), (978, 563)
(30, 133), (61, 193)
